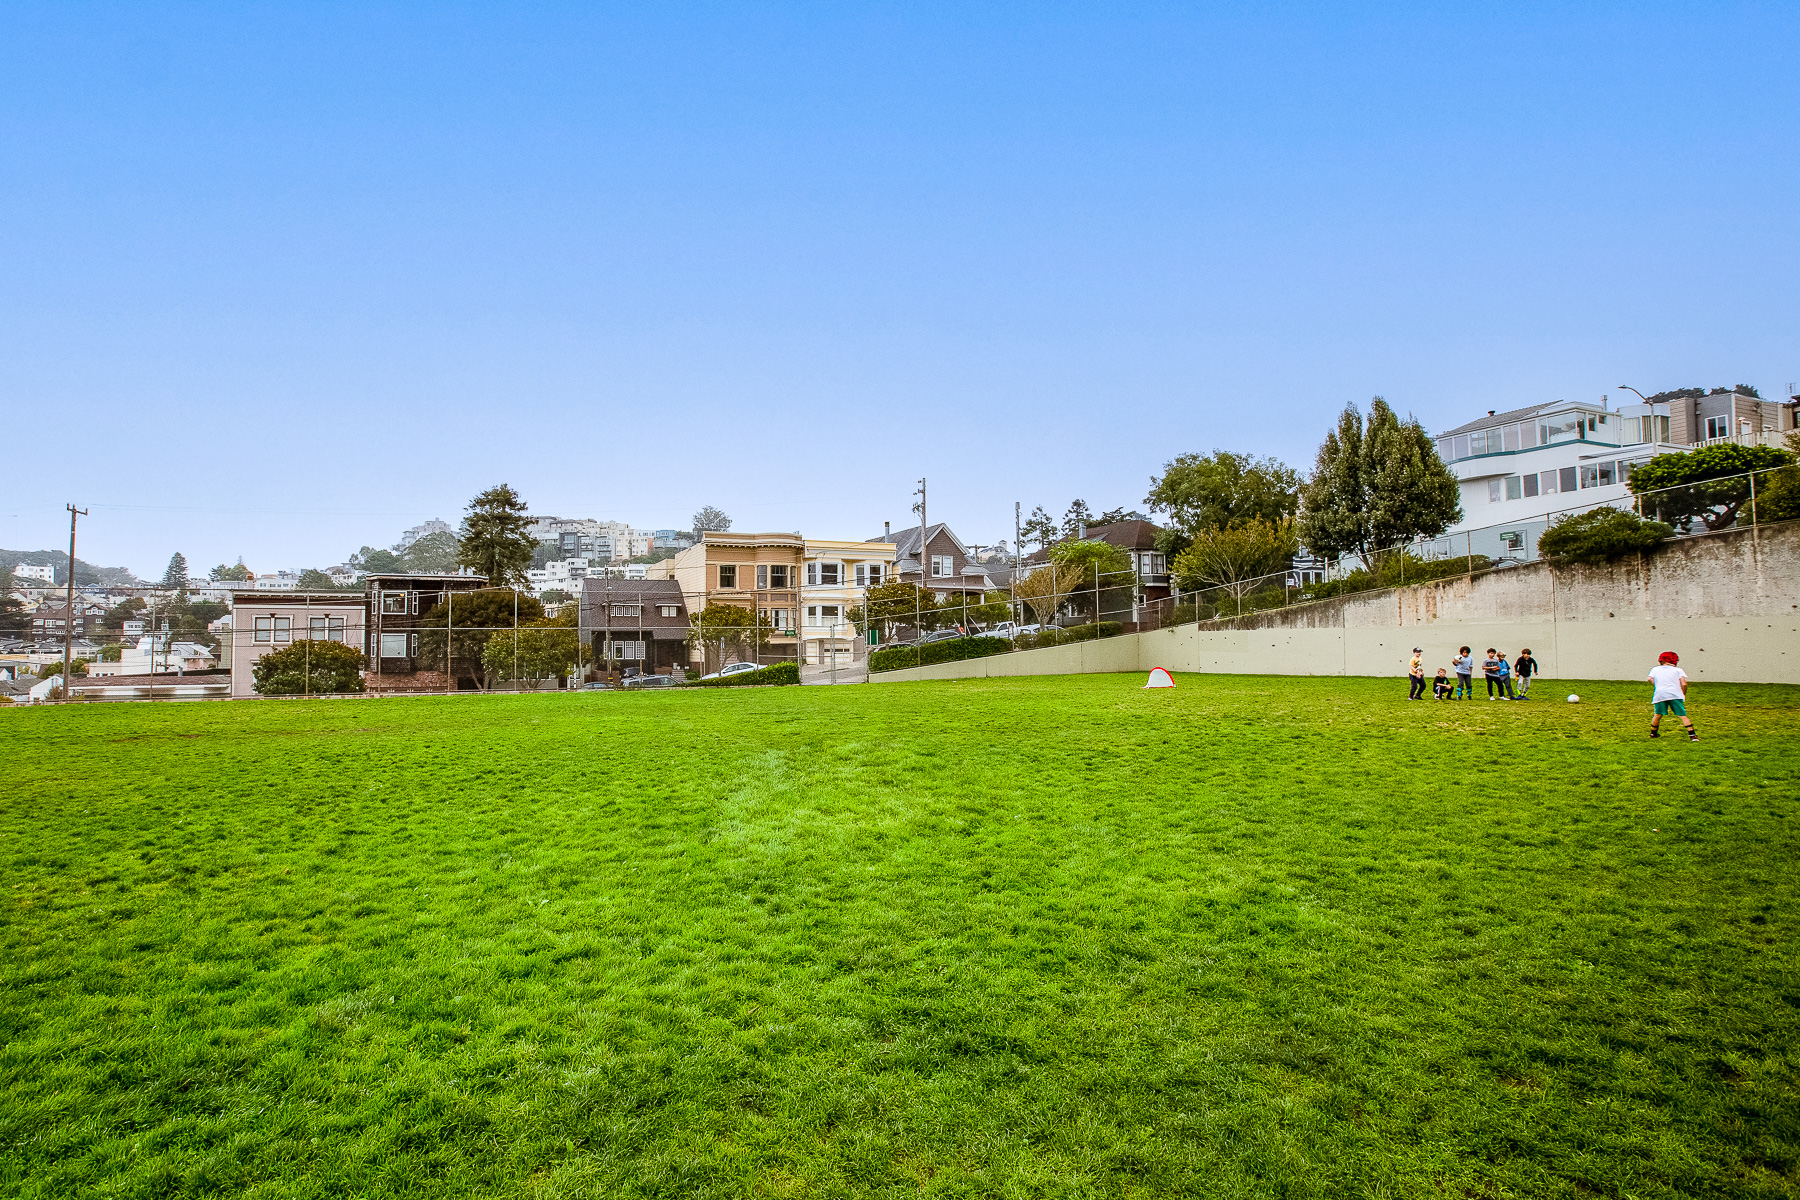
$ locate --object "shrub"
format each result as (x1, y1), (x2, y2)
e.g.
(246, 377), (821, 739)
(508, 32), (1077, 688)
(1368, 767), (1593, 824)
(1537, 507), (1674, 566)
(869, 636), (1011, 674)
(252, 640), (367, 695)
(1059, 622), (1122, 643)
(690, 661), (800, 687)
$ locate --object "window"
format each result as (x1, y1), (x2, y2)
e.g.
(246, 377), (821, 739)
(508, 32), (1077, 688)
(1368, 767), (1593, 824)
(1523, 473), (1539, 498)
(817, 563), (839, 585)
(658, 605), (679, 618)
(931, 555), (952, 577)
(805, 605), (820, 626)
(1559, 466), (1578, 493)
(757, 565), (768, 589)
(610, 604), (640, 617)
(768, 608), (790, 631)
(854, 563), (884, 586)
(1540, 415), (1580, 444)
(806, 563), (818, 586)
(1487, 479), (1503, 503)
(309, 616), (327, 639)
(718, 564), (737, 589)
(273, 617), (291, 643)
(610, 639), (645, 660)
(820, 605), (840, 625)
(1145, 552), (1166, 575)
(1706, 415), (1729, 440)
(1437, 437), (1453, 459)
(1452, 434), (1470, 460)
(1623, 416), (1643, 444)
(381, 591), (408, 614)
(254, 616), (273, 643)
(769, 565), (790, 589)
(1503, 425), (1520, 452)
(1540, 470), (1560, 495)
(1505, 475), (1522, 500)
(379, 632), (408, 659)
(1470, 428), (1498, 455)
(1580, 464), (1598, 489)
(1598, 461), (1616, 486)
(410, 632), (419, 656)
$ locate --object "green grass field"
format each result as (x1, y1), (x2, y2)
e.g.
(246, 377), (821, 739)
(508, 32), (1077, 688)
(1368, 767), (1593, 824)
(5, 674), (1798, 1198)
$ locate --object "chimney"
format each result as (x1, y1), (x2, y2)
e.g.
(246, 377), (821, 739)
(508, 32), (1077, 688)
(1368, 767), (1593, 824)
(1487, 409), (1495, 416)
(884, 521), (890, 539)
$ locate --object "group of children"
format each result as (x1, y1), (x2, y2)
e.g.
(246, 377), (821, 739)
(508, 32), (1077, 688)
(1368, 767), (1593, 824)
(1403, 646), (1700, 742)
(1408, 645), (1537, 701)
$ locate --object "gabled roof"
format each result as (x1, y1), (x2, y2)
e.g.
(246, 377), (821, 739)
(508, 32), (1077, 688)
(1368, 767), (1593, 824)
(578, 577), (689, 636)
(869, 522), (969, 559)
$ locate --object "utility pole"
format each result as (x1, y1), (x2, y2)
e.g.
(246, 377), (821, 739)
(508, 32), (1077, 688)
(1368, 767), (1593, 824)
(912, 477), (927, 642)
(62, 504), (86, 698)
(1014, 501), (1022, 627)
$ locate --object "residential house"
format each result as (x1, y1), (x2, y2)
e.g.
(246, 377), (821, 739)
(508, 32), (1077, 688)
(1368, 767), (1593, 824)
(1428, 395), (1715, 561)
(0, 674), (59, 703)
(226, 591), (368, 698)
(14, 564), (56, 583)
(869, 523), (998, 604)
(652, 532), (804, 667)
(801, 539), (896, 666)
(1018, 519), (1171, 626)
(30, 598), (107, 638)
(578, 578), (690, 679)
(252, 572), (301, 591)
(363, 573), (491, 693)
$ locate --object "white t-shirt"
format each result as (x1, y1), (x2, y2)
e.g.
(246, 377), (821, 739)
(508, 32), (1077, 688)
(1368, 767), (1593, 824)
(1648, 664), (1687, 703)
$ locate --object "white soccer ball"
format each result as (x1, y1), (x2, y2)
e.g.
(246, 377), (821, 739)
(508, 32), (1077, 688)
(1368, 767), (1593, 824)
(1566, 694), (1580, 703)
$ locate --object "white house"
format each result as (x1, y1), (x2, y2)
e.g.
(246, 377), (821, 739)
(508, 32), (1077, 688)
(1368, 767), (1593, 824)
(1427, 397), (1687, 562)
(801, 538), (897, 666)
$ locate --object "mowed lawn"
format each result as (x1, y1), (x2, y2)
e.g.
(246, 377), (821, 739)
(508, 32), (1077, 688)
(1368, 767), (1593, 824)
(4, 676), (1798, 1199)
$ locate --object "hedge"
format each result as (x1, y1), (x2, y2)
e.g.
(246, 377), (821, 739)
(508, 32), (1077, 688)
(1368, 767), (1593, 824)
(1014, 622), (1122, 650)
(690, 661), (801, 687)
(869, 636), (1012, 674)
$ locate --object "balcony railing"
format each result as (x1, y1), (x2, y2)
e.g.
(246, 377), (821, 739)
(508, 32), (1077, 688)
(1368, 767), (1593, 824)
(1694, 429), (1787, 450)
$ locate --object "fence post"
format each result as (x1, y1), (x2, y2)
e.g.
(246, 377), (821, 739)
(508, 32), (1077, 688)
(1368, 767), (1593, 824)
(1749, 469), (1760, 556)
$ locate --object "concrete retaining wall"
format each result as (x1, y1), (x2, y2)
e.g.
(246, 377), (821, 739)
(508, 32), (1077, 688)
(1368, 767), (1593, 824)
(872, 521), (1800, 685)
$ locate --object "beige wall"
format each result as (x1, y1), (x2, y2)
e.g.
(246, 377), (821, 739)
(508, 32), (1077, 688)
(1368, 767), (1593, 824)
(229, 598), (368, 698)
(874, 522), (1800, 686)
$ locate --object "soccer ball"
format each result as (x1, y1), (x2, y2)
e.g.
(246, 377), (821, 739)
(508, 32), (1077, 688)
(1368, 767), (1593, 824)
(1566, 694), (1580, 703)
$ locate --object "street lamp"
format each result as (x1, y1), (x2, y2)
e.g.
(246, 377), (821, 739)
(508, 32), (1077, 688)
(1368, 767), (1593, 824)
(1617, 385), (1651, 404)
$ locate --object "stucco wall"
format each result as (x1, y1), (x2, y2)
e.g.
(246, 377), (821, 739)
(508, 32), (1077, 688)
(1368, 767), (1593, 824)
(872, 522), (1800, 685)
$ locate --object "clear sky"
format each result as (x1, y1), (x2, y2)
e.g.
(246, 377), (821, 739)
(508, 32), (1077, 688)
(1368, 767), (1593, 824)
(5, 2), (1796, 578)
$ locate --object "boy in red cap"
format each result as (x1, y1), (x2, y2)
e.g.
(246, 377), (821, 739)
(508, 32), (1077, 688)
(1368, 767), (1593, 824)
(1648, 651), (1697, 741)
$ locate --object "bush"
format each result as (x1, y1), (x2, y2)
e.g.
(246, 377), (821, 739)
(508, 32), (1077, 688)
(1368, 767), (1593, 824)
(1059, 621), (1122, 643)
(1537, 507), (1674, 565)
(690, 661), (800, 687)
(869, 636), (1011, 674)
(252, 639), (366, 695)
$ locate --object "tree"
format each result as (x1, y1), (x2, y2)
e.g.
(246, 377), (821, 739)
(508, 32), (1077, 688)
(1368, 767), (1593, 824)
(251, 640), (366, 695)
(0, 594), (26, 634)
(414, 589), (545, 684)
(1171, 517), (1299, 612)
(1753, 432), (1800, 523)
(160, 552), (190, 593)
(1046, 538), (1134, 620)
(848, 581), (943, 637)
(1298, 397), (1461, 563)
(1537, 508), (1674, 566)
(539, 588), (574, 605)
(350, 545), (404, 574)
(101, 597), (146, 631)
(1094, 507), (1142, 525)
(692, 506), (732, 540)
(1145, 451), (1299, 535)
(456, 485), (535, 586)
(481, 605), (586, 686)
(1020, 506), (1058, 551)
(1013, 563), (1081, 626)
(296, 568), (349, 590)
(1061, 500), (1094, 539)
(209, 562), (252, 582)
(688, 602), (771, 671)
(1628, 443), (1794, 531)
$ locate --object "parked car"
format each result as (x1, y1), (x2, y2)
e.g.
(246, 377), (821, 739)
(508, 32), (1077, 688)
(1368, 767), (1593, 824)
(918, 629), (965, 644)
(699, 661), (762, 681)
(1010, 624), (1044, 638)
(624, 673), (681, 688)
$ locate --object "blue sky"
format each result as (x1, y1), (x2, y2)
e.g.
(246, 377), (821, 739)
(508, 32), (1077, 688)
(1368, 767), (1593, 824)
(5, 3), (1796, 577)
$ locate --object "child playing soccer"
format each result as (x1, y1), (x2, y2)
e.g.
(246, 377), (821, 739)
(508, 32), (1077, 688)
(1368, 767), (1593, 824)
(1648, 651), (1697, 741)
(1432, 668), (1454, 699)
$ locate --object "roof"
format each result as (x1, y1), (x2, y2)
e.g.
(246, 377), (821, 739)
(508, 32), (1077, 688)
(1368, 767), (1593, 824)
(869, 522), (969, 559)
(1083, 519), (1163, 551)
(1436, 403), (1555, 439)
(578, 577), (689, 632)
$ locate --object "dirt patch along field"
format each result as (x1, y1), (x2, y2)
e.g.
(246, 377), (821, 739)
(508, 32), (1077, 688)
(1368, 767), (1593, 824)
(4, 675), (1797, 1197)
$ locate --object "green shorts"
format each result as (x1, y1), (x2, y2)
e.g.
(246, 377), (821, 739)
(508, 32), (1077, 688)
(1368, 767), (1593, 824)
(1654, 699), (1687, 717)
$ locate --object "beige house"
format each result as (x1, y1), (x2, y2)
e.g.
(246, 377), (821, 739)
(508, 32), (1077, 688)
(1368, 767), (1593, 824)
(801, 538), (896, 666)
(652, 532), (804, 668)
(227, 591), (368, 698)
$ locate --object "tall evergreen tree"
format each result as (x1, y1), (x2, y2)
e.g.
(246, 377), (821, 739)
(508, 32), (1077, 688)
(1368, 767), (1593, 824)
(160, 552), (190, 594)
(692, 506), (732, 539)
(1020, 506), (1058, 550)
(456, 485), (536, 587)
(1061, 499), (1094, 539)
(1299, 397), (1460, 563)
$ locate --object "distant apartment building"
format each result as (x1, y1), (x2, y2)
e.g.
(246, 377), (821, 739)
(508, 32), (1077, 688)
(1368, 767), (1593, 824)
(528, 517), (655, 560)
(226, 590), (366, 697)
(14, 563), (56, 583)
(252, 572), (301, 591)
(801, 538), (896, 666)
(396, 518), (453, 550)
